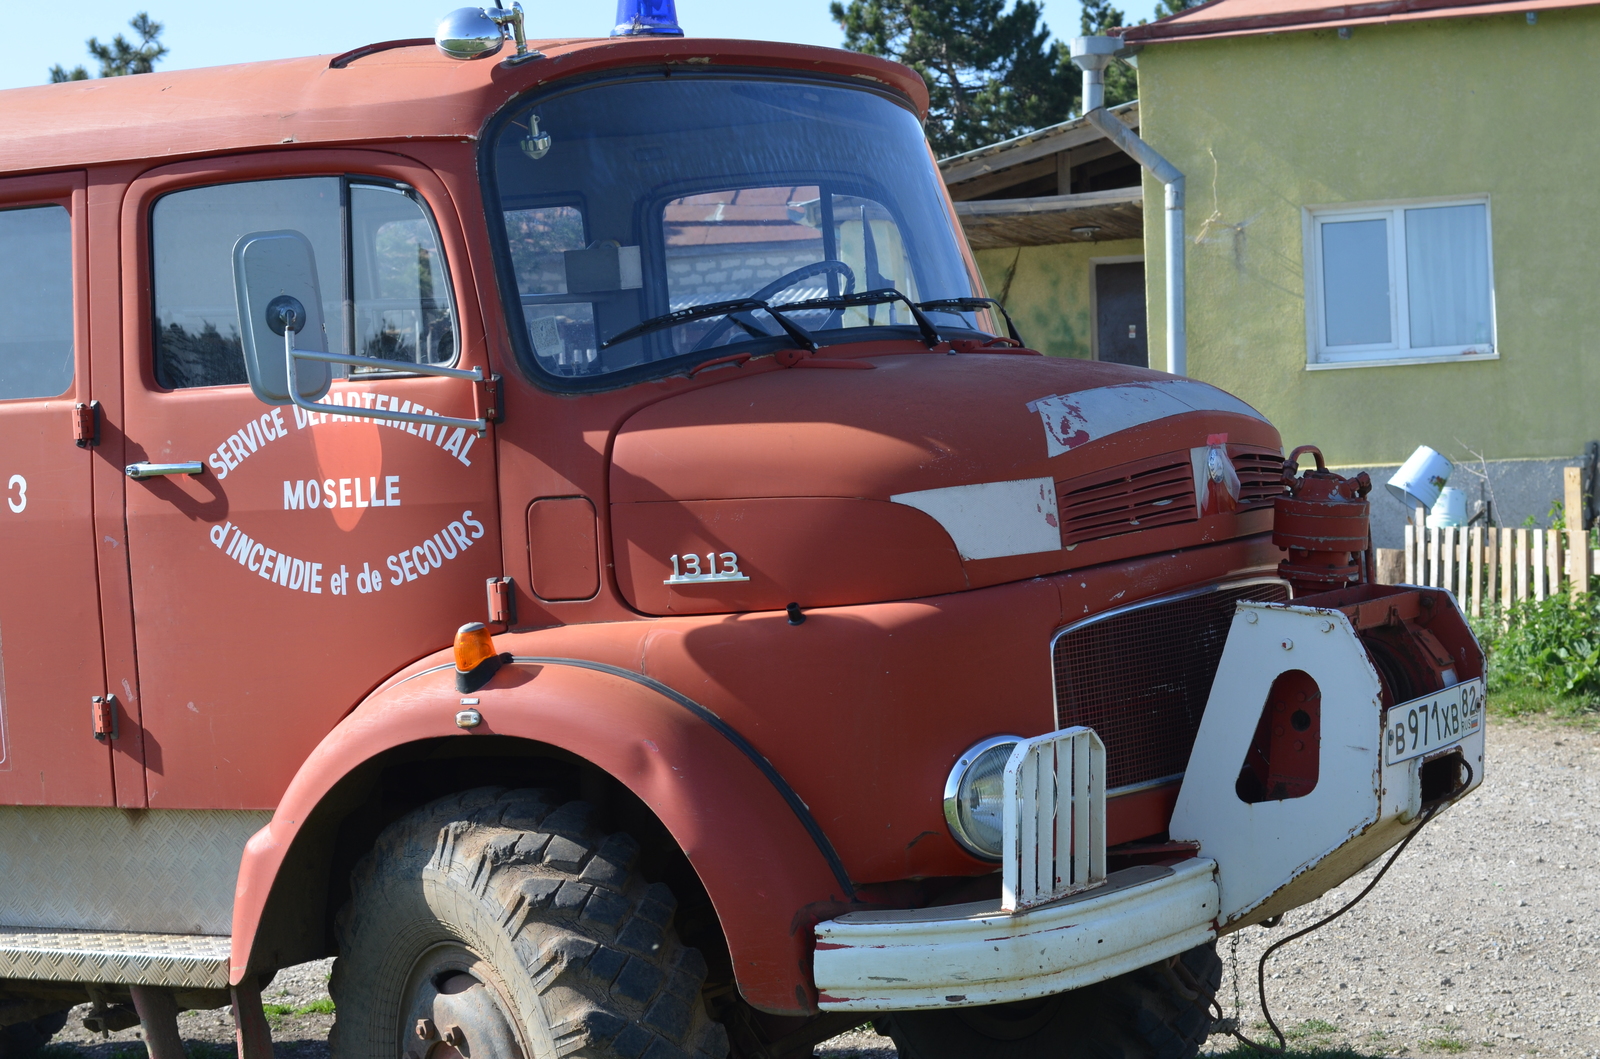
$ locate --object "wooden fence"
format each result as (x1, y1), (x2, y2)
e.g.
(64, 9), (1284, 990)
(1403, 509), (1597, 618)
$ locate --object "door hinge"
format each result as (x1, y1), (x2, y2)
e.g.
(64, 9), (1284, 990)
(91, 695), (119, 742)
(73, 401), (101, 448)
(486, 576), (516, 626)
(474, 373), (502, 427)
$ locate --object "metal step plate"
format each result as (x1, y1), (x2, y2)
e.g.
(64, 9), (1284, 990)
(0, 927), (230, 988)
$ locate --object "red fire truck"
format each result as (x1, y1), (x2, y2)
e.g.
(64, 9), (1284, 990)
(0, 5), (1483, 1058)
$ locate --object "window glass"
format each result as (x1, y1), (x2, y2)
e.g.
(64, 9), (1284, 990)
(154, 178), (343, 389)
(153, 177), (459, 389)
(1405, 204), (1491, 349)
(505, 205), (598, 376)
(1320, 217), (1391, 347)
(1310, 199), (1494, 364)
(0, 206), (73, 400)
(490, 76), (987, 386)
(658, 186), (919, 356)
(350, 184), (456, 367)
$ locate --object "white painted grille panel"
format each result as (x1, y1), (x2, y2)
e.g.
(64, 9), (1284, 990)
(1002, 727), (1106, 912)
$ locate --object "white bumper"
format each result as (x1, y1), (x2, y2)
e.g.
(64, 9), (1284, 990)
(814, 857), (1218, 1011)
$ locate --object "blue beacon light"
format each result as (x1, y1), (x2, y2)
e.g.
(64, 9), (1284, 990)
(612, 0), (684, 36)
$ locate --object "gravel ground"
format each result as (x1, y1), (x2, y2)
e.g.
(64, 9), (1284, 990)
(37, 718), (1597, 1059)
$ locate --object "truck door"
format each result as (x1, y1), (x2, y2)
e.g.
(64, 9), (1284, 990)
(119, 159), (500, 809)
(0, 173), (115, 806)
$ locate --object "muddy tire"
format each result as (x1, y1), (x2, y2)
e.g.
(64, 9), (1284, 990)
(877, 943), (1222, 1059)
(328, 787), (729, 1059)
(0, 1011), (70, 1059)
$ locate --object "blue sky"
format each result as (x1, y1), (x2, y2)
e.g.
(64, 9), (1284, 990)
(7, 0), (1159, 92)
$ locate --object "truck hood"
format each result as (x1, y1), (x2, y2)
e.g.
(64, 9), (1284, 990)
(610, 352), (1284, 615)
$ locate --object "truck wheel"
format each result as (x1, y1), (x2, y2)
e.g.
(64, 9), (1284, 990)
(329, 787), (729, 1059)
(876, 943), (1221, 1059)
(0, 1010), (70, 1059)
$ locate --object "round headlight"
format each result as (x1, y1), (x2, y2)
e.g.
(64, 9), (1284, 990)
(943, 735), (1022, 859)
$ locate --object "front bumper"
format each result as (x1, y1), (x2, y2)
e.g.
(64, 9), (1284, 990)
(814, 585), (1484, 1013)
(815, 857), (1217, 1011)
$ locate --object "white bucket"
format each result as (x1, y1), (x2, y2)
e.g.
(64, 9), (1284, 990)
(1387, 445), (1453, 511)
(1427, 486), (1468, 528)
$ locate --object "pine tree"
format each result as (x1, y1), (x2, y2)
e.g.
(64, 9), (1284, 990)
(830, 0), (1081, 157)
(50, 12), (168, 83)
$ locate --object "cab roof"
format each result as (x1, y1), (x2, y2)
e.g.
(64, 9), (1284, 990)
(0, 37), (928, 177)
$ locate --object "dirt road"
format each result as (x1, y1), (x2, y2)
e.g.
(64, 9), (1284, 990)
(43, 718), (1599, 1058)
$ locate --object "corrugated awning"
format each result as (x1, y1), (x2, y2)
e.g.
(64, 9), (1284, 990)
(954, 186), (1144, 250)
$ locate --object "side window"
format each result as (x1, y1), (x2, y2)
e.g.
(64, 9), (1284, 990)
(1307, 197), (1494, 365)
(0, 205), (73, 400)
(153, 177), (457, 390)
(154, 178), (343, 390)
(350, 184), (456, 367)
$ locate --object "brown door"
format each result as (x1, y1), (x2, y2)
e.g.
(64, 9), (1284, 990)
(0, 172), (115, 806)
(119, 156), (500, 810)
(1095, 260), (1149, 368)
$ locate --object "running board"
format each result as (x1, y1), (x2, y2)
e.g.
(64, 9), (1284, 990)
(0, 927), (230, 988)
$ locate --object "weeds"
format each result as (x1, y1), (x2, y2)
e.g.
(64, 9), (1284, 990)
(262, 999), (334, 1018)
(1286, 1019), (1342, 1039)
(1472, 595), (1600, 722)
(1421, 1038), (1469, 1053)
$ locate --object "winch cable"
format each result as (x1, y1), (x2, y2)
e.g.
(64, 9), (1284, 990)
(1192, 759), (1471, 1055)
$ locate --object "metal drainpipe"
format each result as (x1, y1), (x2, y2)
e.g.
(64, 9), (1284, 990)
(1069, 37), (1186, 377)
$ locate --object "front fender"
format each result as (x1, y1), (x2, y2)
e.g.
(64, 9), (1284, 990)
(230, 655), (851, 1014)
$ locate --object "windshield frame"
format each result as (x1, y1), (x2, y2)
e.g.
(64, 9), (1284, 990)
(478, 67), (994, 393)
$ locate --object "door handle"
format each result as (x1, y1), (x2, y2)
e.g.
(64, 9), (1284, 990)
(125, 462), (204, 480)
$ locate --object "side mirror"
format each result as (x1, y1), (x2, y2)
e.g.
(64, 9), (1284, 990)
(232, 230), (333, 405)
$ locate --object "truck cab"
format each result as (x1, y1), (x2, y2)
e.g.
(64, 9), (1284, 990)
(0, 9), (1484, 1059)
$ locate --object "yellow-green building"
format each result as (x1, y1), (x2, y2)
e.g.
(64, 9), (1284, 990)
(965, 0), (1600, 544)
(939, 105), (1149, 365)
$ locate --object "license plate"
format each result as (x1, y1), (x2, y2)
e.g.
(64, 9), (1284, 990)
(1383, 679), (1484, 766)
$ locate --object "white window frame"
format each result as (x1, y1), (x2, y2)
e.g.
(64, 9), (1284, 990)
(1302, 195), (1498, 370)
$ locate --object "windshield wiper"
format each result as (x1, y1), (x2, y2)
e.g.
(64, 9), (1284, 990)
(770, 288), (943, 348)
(601, 297), (817, 352)
(602, 286), (943, 357)
(916, 296), (1025, 346)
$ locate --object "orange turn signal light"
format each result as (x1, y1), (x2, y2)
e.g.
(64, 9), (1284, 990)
(455, 623), (497, 672)
(454, 622), (506, 693)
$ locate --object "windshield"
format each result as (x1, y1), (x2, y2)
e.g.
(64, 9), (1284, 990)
(486, 75), (990, 386)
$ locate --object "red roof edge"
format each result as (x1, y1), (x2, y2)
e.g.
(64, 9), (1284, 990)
(1122, 0), (1540, 41)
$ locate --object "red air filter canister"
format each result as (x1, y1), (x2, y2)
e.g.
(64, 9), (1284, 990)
(1274, 445), (1373, 597)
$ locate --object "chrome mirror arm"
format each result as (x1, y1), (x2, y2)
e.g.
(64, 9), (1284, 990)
(487, 3), (541, 62)
(284, 327), (488, 434)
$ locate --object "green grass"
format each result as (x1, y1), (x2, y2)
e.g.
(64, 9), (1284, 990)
(1286, 1019), (1342, 1039)
(262, 999), (335, 1018)
(1421, 1038), (1469, 1053)
(1208, 1046), (1390, 1058)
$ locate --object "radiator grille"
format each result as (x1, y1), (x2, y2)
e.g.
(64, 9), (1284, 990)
(1056, 446), (1284, 547)
(1053, 580), (1290, 790)
(1235, 451), (1289, 509)
(1058, 453), (1196, 547)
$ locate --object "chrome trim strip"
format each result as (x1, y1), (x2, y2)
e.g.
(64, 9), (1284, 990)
(1049, 575), (1291, 728)
(942, 734), (1025, 861)
(1108, 772), (1185, 798)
